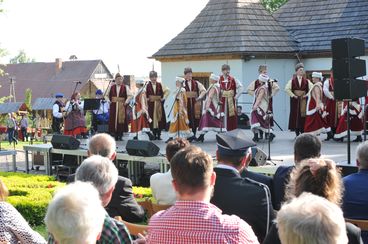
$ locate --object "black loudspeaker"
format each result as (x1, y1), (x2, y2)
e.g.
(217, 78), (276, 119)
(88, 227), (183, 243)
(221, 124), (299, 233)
(51, 135), (80, 150)
(332, 37), (367, 100)
(126, 140), (159, 157)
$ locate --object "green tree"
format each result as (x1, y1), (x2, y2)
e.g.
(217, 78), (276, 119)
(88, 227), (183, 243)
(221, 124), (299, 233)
(24, 88), (32, 110)
(9, 50), (35, 64)
(261, 0), (288, 13)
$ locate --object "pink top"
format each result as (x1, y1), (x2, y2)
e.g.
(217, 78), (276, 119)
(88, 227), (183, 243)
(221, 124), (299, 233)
(147, 200), (259, 244)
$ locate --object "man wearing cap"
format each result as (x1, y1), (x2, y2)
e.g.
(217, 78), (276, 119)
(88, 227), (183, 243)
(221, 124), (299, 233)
(146, 71), (169, 140)
(52, 93), (65, 134)
(219, 64), (244, 131)
(304, 72), (330, 135)
(250, 73), (276, 142)
(183, 67), (206, 142)
(197, 73), (225, 142)
(211, 129), (274, 242)
(285, 63), (313, 136)
(247, 65), (279, 139)
(108, 73), (132, 141)
(323, 69), (338, 141)
(92, 89), (109, 133)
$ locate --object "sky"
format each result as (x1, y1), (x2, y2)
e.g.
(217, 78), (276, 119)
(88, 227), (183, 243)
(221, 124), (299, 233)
(0, 0), (209, 77)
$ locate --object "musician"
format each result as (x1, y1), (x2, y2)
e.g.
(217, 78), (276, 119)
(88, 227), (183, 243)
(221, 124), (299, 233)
(323, 70), (338, 141)
(52, 93), (65, 134)
(250, 74), (275, 142)
(166, 77), (193, 143)
(183, 67), (206, 142)
(247, 64), (279, 139)
(64, 92), (87, 138)
(131, 80), (154, 140)
(108, 73), (133, 141)
(92, 89), (109, 133)
(285, 63), (313, 136)
(146, 71), (169, 141)
(197, 74), (225, 142)
(219, 64), (244, 131)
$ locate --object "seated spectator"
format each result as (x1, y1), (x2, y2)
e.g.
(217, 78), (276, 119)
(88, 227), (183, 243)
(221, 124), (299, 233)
(277, 192), (348, 244)
(264, 158), (363, 244)
(343, 141), (368, 243)
(237, 105), (250, 129)
(0, 179), (46, 244)
(211, 129), (274, 242)
(49, 155), (132, 243)
(68, 133), (145, 223)
(147, 146), (259, 243)
(150, 138), (189, 205)
(45, 181), (106, 244)
(273, 133), (321, 210)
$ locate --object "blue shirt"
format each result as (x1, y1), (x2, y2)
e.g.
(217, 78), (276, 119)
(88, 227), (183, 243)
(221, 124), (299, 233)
(343, 169), (368, 219)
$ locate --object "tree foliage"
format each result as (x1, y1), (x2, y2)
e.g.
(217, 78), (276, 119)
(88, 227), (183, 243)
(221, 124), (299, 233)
(25, 88), (32, 110)
(9, 50), (35, 64)
(261, 0), (288, 13)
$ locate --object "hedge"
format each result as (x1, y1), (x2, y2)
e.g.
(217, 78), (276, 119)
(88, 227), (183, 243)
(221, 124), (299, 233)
(0, 172), (153, 226)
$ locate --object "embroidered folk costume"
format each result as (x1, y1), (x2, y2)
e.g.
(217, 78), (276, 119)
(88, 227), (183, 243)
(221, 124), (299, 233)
(52, 93), (65, 134)
(64, 92), (87, 137)
(250, 74), (275, 142)
(334, 99), (363, 142)
(108, 73), (132, 140)
(146, 71), (169, 140)
(323, 72), (339, 140)
(219, 64), (244, 132)
(166, 77), (193, 142)
(92, 89), (109, 133)
(304, 72), (330, 135)
(197, 74), (226, 142)
(285, 63), (313, 136)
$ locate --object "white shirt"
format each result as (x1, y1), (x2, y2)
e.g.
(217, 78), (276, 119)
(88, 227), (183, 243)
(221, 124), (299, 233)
(150, 170), (176, 205)
(52, 103), (63, 118)
(323, 79), (334, 99)
(93, 100), (110, 115)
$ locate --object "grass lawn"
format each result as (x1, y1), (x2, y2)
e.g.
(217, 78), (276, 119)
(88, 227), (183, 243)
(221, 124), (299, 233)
(0, 140), (44, 150)
(33, 225), (48, 239)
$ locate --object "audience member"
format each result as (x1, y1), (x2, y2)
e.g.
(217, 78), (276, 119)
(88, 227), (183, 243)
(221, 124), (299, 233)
(272, 133), (321, 210)
(49, 155), (132, 243)
(68, 133), (145, 223)
(237, 105), (250, 129)
(0, 178), (46, 244)
(147, 146), (259, 243)
(45, 181), (106, 244)
(264, 158), (362, 244)
(211, 129), (274, 242)
(150, 138), (190, 205)
(277, 192), (348, 244)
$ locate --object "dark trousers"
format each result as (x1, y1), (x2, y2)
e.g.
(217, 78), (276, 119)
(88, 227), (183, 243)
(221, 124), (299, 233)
(21, 127), (28, 141)
(7, 128), (16, 144)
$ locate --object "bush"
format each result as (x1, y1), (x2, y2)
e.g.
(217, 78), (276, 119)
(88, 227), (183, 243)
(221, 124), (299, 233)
(0, 172), (65, 226)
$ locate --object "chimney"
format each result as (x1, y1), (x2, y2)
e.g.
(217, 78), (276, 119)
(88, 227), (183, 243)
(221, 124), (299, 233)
(55, 58), (62, 73)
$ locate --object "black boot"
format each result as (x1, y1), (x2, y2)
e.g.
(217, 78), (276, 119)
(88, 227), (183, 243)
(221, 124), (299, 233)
(165, 137), (173, 143)
(157, 130), (162, 140)
(146, 132), (155, 141)
(133, 136), (138, 140)
(334, 137), (344, 142)
(324, 131), (334, 141)
(353, 136), (362, 142)
(187, 136), (196, 142)
(252, 133), (259, 142)
(196, 134), (204, 143)
(260, 131), (264, 140)
(269, 133), (275, 142)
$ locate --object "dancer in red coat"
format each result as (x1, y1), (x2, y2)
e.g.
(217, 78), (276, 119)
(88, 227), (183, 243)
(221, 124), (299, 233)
(323, 71), (338, 141)
(219, 64), (243, 132)
(304, 72), (330, 135)
(285, 63), (312, 136)
(334, 100), (363, 142)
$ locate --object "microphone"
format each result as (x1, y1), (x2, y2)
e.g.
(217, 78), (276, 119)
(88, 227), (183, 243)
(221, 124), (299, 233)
(73, 81), (82, 84)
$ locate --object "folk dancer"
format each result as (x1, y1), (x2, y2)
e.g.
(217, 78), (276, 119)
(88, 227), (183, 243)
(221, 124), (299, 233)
(130, 80), (154, 140)
(219, 64), (244, 131)
(166, 77), (193, 143)
(146, 71), (169, 140)
(334, 99), (363, 142)
(250, 74), (275, 142)
(247, 64), (279, 139)
(285, 63), (313, 136)
(183, 67), (206, 142)
(323, 70), (338, 141)
(64, 92), (87, 138)
(52, 93), (65, 134)
(197, 74), (226, 142)
(92, 89), (109, 133)
(108, 73), (133, 141)
(304, 72), (330, 135)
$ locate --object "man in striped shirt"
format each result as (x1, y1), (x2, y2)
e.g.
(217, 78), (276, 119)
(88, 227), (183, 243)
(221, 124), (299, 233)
(147, 145), (259, 244)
